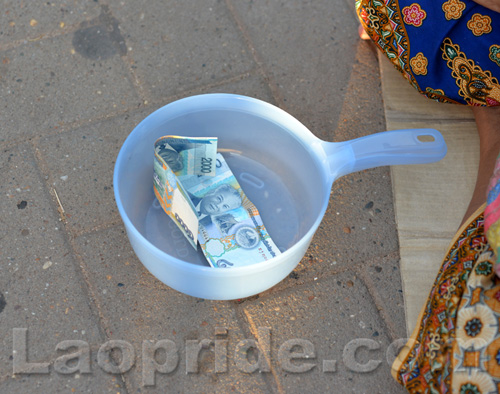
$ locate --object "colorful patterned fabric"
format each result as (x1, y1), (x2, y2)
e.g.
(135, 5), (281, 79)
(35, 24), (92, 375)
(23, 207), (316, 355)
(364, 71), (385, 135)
(355, 0), (500, 391)
(391, 206), (500, 393)
(355, 0), (500, 106)
(485, 154), (500, 276)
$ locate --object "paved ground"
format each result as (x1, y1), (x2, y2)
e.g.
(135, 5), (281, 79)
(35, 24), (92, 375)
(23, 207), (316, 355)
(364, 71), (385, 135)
(0, 1), (407, 393)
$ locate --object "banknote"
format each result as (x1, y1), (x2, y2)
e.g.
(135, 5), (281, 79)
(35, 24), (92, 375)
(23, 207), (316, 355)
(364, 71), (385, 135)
(153, 155), (199, 249)
(153, 135), (218, 250)
(179, 153), (282, 268)
(154, 135), (218, 177)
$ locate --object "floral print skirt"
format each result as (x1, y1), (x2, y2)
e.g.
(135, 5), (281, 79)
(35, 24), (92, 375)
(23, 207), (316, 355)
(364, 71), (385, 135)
(356, 0), (500, 106)
(391, 205), (500, 392)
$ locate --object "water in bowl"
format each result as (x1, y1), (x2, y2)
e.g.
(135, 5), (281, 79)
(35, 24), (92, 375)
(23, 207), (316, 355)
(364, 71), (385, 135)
(144, 151), (300, 266)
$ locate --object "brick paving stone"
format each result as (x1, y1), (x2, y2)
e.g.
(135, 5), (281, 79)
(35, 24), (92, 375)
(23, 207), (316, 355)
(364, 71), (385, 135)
(74, 226), (271, 393)
(186, 72), (276, 103)
(35, 108), (150, 235)
(0, 144), (103, 378)
(0, 1), (101, 46)
(0, 361), (125, 394)
(316, 168), (398, 264)
(240, 272), (406, 393)
(108, 0), (256, 101)
(0, 0), (412, 392)
(35, 75), (274, 235)
(229, 0), (361, 138)
(258, 166), (398, 299)
(359, 254), (407, 341)
(0, 32), (139, 144)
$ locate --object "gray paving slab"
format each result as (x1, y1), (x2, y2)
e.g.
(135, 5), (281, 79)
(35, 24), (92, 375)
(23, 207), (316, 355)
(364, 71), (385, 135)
(256, 166), (398, 299)
(0, 0), (410, 392)
(73, 225), (271, 392)
(319, 168), (398, 263)
(108, 0), (256, 101)
(308, 34), (397, 271)
(333, 40), (386, 140)
(229, 19), (397, 297)
(0, 144), (103, 377)
(239, 272), (406, 393)
(229, 0), (361, 138)
(35, 75), (275, 236)
(0, 1), (101, 47)
(0, 372), (125, 394)
(183, 71), (277, 103)
(35, 108), (150, 235)
(0, 31), (139, 144)
(358, 254), (407, 341)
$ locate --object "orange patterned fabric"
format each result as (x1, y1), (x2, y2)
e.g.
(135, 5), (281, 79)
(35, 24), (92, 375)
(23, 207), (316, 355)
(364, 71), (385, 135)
(392, 206), (500, 392)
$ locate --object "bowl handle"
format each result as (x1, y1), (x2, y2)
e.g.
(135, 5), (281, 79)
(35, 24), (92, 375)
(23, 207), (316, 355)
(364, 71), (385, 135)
(325, 128), (447, 179)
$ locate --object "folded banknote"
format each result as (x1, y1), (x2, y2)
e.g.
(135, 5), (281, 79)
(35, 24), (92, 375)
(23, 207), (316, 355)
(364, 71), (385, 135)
(155, 135), (218, 177)
(153, 136), (218, 249)
(179, 153), (282, 268)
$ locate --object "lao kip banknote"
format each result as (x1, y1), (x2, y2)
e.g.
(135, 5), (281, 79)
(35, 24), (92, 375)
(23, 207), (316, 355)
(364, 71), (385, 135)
(155, 135), (218, 177)
(153, 136), (218, 249)
(179, 153), (282, 268)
